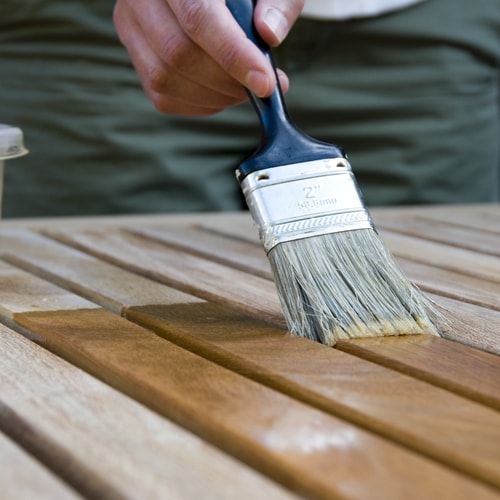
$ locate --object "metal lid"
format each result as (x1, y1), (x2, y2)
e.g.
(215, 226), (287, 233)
(0, 124), (28, 160)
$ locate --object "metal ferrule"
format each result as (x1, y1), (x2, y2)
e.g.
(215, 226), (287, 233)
(238, 158), (374, 253)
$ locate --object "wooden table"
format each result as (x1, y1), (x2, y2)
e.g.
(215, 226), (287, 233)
(0, 204), (499, 499)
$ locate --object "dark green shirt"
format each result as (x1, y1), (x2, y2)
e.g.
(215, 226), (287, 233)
(1, 0), (499, 217)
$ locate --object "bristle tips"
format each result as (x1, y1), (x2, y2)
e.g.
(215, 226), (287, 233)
(268, 229), (442, 346)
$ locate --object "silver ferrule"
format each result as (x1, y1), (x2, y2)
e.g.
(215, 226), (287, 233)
(238, 158), (374, 253)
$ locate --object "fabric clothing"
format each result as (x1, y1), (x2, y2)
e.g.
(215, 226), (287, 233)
(302, 0), (427, 20)
(1, 0), (499, 218)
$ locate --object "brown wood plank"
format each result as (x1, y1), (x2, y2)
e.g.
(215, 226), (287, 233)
(376, 215), (500, 256)
(1, 269), (499, 499)
(128, 224), (271, 279)
(335, 335), (500, 411)
(39, 225), (500, 355)
(36, 227), (286, 328)
(0, 228), (202, 314)
(127, 224), (500, 313)
(3, 226), (500, 357)
(377, 230), (500, 285)
(425, 294), (500, 355)
(125, 304), (500, 491)
(2, 246), (500, 492)
(397, 258), (500, 311)
(0, 430), (82, 500)
(392, 206), (500, 236)
(0, 320), (296, 500)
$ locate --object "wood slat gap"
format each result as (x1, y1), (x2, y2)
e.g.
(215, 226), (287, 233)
(335, 336), (500, 412)
(122, 304), (500, 491)
(376, 216), (500, 257)
(13, 307), (484, 500)
(378, 231), (500, 285)
(415, 210), (500, 236)
(194, 222), (262, 246)
(0, 429), (84, 500)
(41, 228), (287, 328)
(0, 402), (120, 500)
(124, 225), (272, 280)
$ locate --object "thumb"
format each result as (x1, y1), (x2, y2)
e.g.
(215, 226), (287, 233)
(254, 0), (304, 46)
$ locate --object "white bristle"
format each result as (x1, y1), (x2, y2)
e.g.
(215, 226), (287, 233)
(267, 228), (442, 345)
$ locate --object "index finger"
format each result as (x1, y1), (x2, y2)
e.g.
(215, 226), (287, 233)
(167, 0), (276, 97)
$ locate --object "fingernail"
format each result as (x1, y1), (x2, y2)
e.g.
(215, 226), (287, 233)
(263, 8), (288, 44)
(245, 70), (272, 97)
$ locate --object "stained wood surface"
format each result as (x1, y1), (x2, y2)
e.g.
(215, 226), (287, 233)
(0, 320), (296, 500)
(1, 204), (499, 499)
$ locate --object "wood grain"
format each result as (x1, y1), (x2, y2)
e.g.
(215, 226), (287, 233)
(0, 229), (202, 313)
(0, 271), (498, 499)
(378, 231), (500, 283)
(0, 321), (296, 500)
(128, 224), (270, 279)
(36, 224), (500, 355)
(125, 303), (500, 490)
(425, 294), (500, 355)
(396, 258), (500, 311)
(1, 206), (499, 499)
(374, 206), (500, 237)
(2, 248), (500, 492)
(336, 335), (500, 411)
(376, 215), (500, 256)
(39, 227), (285, 327)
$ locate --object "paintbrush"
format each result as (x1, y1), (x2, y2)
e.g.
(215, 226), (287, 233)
(226, 0), (441, 345)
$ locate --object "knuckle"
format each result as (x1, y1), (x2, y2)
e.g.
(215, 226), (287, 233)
(175, 1), (209, 36)
(146, 64), (170, 93)
(158, 32), (192, 72)
(151, 95), (171, 114)
(216, 43), (241, 73)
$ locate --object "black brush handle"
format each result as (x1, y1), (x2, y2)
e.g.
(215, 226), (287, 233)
(226, 0), (345, 181)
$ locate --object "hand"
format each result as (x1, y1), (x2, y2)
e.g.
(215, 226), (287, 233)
(113, 0), (304, 116)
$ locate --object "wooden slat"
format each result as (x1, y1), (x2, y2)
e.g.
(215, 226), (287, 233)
(378, 231), (500, 283)
(196, 215), (261, 243)
(336, 335), (500, 411)
(1, 266), (499, 499)
(3, 226), (500, 357)
(0, 228), (203, 314)
(128, 224), (271, 278)
(38, 227), (286, 327)
(0, 430), (82, 500)
(128, 224), (500, 313)
(424, 294), (500, 356)
(0, 320), (296, 500)
(370, 204), (500, 228)
(376, 215), (500, 256)
(125, 304), (500, 490)
(397, 258), (500, 311)
(380, 206), (500, 236)
(36, 224), (500, 355)
(2, 240), (500, 493)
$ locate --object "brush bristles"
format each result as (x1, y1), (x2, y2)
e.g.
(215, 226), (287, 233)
(267, 228), (441, 345)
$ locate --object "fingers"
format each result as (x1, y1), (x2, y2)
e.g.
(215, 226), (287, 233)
(166, 0), (277, 97)
(254, 0), (305, 46)
(114, 0), (248, 115)
(113, 0), (299, 116)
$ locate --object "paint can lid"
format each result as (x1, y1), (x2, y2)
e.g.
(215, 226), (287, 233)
(0, 124), (28, 160)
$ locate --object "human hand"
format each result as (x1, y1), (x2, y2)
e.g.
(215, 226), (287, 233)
(113, 0), (304, 115)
